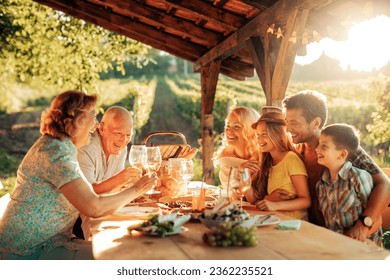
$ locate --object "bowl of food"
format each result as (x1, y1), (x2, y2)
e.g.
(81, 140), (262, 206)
(199, 203), (256, 229)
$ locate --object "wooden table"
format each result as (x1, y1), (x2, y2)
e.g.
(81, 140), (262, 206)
(90, 205), (390, 260)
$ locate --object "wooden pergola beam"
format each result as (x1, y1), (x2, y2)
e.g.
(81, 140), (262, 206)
(247, 8), (309, 106)
(271, 8), (309, 106)
(194, 0), (335, 71)
(200, 60), (221, 184)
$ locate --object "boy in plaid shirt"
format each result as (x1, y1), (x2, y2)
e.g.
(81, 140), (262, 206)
(315, 124), (381, 244)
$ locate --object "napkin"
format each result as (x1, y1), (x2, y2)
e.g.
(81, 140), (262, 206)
(276, 220), (301, 230)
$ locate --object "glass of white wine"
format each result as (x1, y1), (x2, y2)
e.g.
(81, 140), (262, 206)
(230, 168), (251, 209)
(182, 159), (194, 185)
(146, 146), (162, 174)
(128, 145), (147, 171)
(145, 146), (162, 194)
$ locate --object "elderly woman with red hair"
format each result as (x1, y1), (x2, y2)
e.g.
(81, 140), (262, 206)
(0, 90), (156, 260)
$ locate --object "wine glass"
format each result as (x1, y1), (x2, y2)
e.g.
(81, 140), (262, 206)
(145, 146), (162, 194)
(128, 145), (147, 171)
(168, 158), (185, 180)
(182, 159), (194, 184)
(146, 146), (162, 175)
(230, 168), (251, 208)
(168, 158), (188, 196)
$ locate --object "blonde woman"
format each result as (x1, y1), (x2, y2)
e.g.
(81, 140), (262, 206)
(246, 111), (311, 220)
(215, 106), (261, 188)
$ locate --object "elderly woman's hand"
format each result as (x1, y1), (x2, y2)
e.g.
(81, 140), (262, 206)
(120, 167), (142, 184)
(132, 173), (158, 195)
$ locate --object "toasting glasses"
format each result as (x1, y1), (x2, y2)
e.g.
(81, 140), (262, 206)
(128, 145), (162, 194)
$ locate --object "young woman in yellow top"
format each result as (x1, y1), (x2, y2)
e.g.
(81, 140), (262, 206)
(245, 111), (311, 220)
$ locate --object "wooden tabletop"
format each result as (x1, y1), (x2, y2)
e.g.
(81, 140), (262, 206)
(89, 205), (390, 260)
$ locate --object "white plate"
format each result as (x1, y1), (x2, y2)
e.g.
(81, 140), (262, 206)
(254, 215), (281, 226)
(134, 226), (188, 236)
(114, 206), (160, 217)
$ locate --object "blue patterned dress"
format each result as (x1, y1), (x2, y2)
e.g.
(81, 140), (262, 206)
(0, 135), (83, 256)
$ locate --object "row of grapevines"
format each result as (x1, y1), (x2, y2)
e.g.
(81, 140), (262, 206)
(94, 77), (156, 132)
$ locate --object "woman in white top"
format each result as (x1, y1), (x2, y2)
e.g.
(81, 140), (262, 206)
(215, 107), (261, 188)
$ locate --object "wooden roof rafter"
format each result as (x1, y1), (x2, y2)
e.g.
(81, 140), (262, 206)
(194, 0), (338, 70)
(33, 0), (253, 78)
(33, 0), (390, 81)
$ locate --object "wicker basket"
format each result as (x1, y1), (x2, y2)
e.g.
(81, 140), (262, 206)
(142, 131), (191, 160)
(142, 131), (192, 197)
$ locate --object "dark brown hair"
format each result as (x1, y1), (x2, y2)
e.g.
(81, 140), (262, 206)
(283, 90), (328, 128)
(321, 123), (359, 159)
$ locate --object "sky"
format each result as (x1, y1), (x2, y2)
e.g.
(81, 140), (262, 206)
(295, 15), (390, 72)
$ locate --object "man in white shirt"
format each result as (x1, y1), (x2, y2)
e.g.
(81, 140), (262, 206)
(78, 106), (141, 194)
(75, 106), (141, 239)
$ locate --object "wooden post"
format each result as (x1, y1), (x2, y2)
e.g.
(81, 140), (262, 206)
(200, 60), (221, 184)
(247, 8), (309, 106)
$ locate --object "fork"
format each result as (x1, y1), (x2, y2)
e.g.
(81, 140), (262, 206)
(257, 214), (272, 224)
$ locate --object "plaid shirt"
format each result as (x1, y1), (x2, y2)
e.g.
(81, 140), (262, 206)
(349, 146), (381, 175)
(316, 161), (382, 243)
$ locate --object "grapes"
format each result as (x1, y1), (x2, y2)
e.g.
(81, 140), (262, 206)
(203, 222), (258, 247)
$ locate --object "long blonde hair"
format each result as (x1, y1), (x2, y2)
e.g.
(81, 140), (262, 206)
(216, 106), (261, 162)
(253, 114), (299, 200)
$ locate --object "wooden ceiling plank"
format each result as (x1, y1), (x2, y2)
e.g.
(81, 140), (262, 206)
(221, 59), (254, 77)
(92, 0), (223, 46)
(164, 0), (245, 30)
(194, 0), (337, 69)
(271, 8), (309, 106)
(240, 0), (276, 11)
(220, 69), (246, 80)
(33, 0), (204, 61)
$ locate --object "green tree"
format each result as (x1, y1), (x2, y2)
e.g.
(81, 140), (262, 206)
(0, 0), (150, 90)
(367, 77), (390, 161)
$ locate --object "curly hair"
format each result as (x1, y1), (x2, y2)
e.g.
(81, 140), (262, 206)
(216, 106), (261, 162)
(40, 90), (98, 140)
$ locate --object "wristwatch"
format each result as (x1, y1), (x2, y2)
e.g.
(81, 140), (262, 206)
(359, 215), (373, 229)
